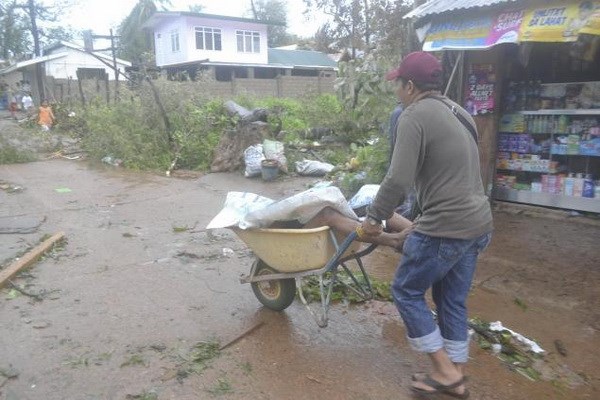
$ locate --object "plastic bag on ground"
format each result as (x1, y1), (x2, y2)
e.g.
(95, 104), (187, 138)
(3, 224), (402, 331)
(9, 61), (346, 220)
(244, 144), (265, 178)
(295, 159), (335, 176)
(263, 139), (288, 173)
(348, 184), (380, 209)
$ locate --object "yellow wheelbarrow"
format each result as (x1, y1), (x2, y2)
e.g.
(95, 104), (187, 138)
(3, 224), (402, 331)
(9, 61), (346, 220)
(233, 227), (378, 327)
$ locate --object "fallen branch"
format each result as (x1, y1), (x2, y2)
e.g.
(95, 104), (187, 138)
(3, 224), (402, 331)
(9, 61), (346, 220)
(7, 280), (44, 302)
(0, 232), (65, 288)
(219, 321), (265, 350)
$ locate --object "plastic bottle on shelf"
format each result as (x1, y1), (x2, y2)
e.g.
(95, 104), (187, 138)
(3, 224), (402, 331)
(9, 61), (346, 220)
(564, 173), (575, 196)
(558, 115), (568, 134)
(534, 81), (542, 110)
(551, 115), (558, 134)
(519, 81), (528, 111)
(533, 115), (542, 133)
(505, 82), (517, 112)
(573, 173), (584, 197)
(583, 175), (594, 198)
(526, 115), (533, 133)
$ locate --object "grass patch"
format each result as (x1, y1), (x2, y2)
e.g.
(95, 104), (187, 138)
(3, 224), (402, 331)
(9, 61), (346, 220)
(174, 340), (221, 381)
(207, 377), (234, 396)
(239, 361), (252, 375)
(0, 145), (36, 164)
(121, 353), (146, 368)
(302, 273), (392, 304)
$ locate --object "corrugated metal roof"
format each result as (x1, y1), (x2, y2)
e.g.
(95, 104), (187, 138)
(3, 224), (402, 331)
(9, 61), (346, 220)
(268, 49), (337, 69)
(404, 0), (519, 20)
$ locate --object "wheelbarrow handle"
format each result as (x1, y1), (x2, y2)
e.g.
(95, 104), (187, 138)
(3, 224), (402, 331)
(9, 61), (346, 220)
(324, 231), (358, 273)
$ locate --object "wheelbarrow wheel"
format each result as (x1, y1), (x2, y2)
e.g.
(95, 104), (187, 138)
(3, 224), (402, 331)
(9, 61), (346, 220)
(251, 259), (296, 311)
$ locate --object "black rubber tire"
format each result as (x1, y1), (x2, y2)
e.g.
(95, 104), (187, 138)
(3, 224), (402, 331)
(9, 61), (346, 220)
(251, 259), (296, 311)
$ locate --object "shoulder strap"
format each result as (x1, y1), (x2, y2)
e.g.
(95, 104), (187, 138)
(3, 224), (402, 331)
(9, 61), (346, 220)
(432, 97), (479, 144)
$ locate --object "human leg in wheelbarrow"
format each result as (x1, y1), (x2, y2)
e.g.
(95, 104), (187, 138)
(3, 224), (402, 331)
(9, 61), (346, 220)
(301, 206), (414, 250)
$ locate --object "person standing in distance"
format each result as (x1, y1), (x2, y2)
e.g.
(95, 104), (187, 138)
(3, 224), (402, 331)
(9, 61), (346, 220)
(360, 52), (493, 399)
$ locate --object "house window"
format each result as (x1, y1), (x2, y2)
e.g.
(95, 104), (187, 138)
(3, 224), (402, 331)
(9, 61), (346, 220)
(195, 27), (222, 51)
(170, 30), (180, 52)
(236, 30), (260, 53)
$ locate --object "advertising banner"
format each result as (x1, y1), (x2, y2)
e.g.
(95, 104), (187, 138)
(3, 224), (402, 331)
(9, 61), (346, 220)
(520, 1), (600, 42)
(423, 10), (523, 51)
(464, 64), (496, 116)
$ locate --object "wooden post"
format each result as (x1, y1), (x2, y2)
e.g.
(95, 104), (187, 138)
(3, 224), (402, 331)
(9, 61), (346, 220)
(76, 69), (86, 108)
(0, 232), (65, 289)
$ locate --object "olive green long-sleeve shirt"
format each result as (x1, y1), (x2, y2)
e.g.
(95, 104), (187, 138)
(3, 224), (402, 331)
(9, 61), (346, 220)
(368, 94), (493, 239)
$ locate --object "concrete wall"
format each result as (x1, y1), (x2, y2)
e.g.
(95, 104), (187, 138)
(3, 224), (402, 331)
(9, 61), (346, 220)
(44, 74), (336, 105)
(203, 75), (336, 98)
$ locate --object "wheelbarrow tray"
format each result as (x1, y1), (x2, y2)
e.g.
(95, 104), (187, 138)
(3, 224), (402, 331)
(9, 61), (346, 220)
(232, 226), (360, 273)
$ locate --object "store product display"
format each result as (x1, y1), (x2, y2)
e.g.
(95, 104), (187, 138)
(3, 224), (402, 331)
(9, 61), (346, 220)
(496, 82), (600, 201)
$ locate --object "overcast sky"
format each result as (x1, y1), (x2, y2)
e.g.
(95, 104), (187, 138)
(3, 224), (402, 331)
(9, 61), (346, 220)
(64, 0), (329, 38)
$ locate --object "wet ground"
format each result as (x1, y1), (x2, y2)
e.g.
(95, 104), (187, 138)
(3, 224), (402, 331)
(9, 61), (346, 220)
(1, 117), (599, 399)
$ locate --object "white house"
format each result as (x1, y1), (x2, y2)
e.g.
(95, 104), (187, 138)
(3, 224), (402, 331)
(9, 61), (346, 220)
(0, 41), (131, 82)
(0, 41), (131, 103)
(143, 12), (337, 81)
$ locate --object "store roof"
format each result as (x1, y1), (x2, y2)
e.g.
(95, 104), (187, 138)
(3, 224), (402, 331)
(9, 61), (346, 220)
(404, 0), (519, 20)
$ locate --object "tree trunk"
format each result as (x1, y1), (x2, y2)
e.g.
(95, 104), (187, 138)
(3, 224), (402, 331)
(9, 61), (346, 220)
(27, 0), (45, 102)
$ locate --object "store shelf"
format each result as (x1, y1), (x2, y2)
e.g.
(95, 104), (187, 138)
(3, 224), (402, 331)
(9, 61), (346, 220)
(551, 153), (600, 158)
(517, 109), (600, 115)
(494, 188), (600, 213)
(497, 169), (550, 173)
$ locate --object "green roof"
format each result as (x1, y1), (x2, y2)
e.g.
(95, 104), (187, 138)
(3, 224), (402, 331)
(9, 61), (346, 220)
(268, 49), (337, 69)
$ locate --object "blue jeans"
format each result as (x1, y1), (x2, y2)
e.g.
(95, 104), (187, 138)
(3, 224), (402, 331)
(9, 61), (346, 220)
(392, 231), (492, 363)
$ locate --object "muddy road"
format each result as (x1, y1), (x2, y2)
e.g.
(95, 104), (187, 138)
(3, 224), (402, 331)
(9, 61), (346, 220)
(1, 158), (599, 400)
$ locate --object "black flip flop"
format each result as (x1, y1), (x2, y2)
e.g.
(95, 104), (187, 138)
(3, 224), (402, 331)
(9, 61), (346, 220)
(411, 375), (469, 399)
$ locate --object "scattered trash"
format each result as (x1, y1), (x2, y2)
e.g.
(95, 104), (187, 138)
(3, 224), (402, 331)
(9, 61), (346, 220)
(348, 184), (380, 209)
(222, 248), (235, 257)
(55, 187), (72, 193)
(489, 320), (545, 354)
(101, 156), (123, 167)
(172, 226), (189, 233)
(492, 343), (503, 354)
(295, 159), (335, 176)
(243, 144), (265, 178)
(263, 139), (287, 173)
(0, 181), (24, 193)
(260, 159), (280, 181)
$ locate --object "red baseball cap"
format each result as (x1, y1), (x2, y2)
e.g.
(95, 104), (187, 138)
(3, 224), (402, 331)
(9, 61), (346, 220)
(385, 51), (442, 83)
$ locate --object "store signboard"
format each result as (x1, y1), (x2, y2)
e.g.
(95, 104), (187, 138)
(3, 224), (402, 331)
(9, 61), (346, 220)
(422, 1), (600, 51)
(423, 11), (524, 51)
(520, 1), (600, 42)
(464, 64), (496, 116)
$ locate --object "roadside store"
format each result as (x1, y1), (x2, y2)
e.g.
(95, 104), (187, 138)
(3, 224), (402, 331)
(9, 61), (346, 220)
(406, 0), (600, 213)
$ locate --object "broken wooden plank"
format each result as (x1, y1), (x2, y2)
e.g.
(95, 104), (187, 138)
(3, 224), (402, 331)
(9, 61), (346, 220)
(0, 232), (65, 288)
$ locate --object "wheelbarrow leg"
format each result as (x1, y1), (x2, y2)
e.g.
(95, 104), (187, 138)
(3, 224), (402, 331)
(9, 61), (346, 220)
(297, 275), (331, 328)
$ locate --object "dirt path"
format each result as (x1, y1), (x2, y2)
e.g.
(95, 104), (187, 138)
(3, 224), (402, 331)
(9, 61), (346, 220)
(0, 155), (599, 397)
